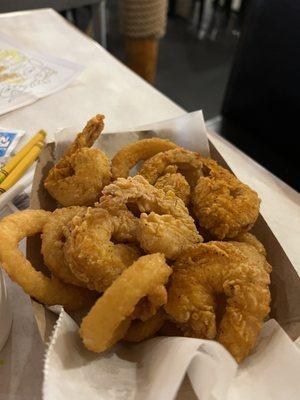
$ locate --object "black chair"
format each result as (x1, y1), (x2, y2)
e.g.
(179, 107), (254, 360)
(216, 0), (300, 190)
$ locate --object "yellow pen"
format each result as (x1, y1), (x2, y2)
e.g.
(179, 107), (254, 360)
(0, 130), (46, 183)
(0, 141), (44, 195)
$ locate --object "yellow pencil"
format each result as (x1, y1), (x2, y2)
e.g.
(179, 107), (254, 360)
(0, 130), (46, 183)
(0, 141), (44, 195)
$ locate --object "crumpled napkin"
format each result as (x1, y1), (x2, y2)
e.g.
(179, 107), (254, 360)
(43, 311), (300, 400)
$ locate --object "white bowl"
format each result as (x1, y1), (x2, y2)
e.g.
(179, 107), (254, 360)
(0, 269), (12, 351)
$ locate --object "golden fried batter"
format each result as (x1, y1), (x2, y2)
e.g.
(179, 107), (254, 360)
(132, 285), (168, 321)
(41, 207), (87, 287)
(154, 165), (191, 204)
(96, 195), (139, 243)
(165, 242), (271, 362)
(125, 309), (167, 342)
(111, 138), (178, 179)
(101, 175), (202, 259)
(0, 210), (95, 311)
(139, 147), (203, 188)
(63, 208), (142, 292)
(192, 158), (260, 239)
(44, 115), (111, 206)
(232, 232), (266, 256)
(80, 254), (172, 352)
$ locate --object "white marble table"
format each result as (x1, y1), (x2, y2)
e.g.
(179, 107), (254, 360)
(0, 8), (299, 400)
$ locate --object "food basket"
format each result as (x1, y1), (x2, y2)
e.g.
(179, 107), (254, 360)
(25, 112), (300, 399)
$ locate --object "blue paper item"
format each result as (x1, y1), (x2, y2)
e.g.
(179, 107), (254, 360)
(0, 129), (24, 158)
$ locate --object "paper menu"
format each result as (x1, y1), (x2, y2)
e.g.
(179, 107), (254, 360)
(0, 33), (83, 115)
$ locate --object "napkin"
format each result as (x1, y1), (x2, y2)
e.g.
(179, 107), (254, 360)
(43, 312), (300, 400)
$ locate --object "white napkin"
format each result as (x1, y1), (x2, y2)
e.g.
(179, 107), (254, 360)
(227, 319), (300, 400)
(43, 311), (300, 400)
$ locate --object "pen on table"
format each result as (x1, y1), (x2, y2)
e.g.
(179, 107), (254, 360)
(0, 141), (44, 195)
(0, 130), (46, 183)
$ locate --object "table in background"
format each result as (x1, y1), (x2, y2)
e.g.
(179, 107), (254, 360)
(0, 0), (107, 46)
(0, 8), (299, 400)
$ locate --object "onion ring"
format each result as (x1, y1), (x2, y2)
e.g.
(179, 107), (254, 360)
(44, 114), (111, 206)
(192, 158), (260, 239)
(132, 285), (168, 321)
(63, 207), (142, 292)
(124, 309), (167, 342)
(165, 242), (271, 362)
(41, 207), (87, 286)
(0, 210), (95, 310)
(80, 253), (172, 352)
(111, 138), (178, 180)
(100, 175), (202, 259)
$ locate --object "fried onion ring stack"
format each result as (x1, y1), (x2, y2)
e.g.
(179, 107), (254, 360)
(0, 115), (271, 362)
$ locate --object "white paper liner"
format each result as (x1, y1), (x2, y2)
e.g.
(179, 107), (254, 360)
(54, 110), (210, 162)
(43, 312), (300, 400)
(43, 309), (238, 400)
(40, 111), (300, 399)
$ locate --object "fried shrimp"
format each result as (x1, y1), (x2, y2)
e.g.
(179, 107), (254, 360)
(63, 208), (142, 292)
(192, 158), (260, 239)
(100, 175), (202, 259)
(41, 207), (87, 286)
(165, 242), (271, 362)
(232, 232), (266, 256)
(0, 210), (95, 311)
(44, 114), (111, 206)
(80, 253), (172, 352)
(139, 147), (203, 188)
(111, 138), (178, 179)
(154, 165), (191, 204)
(96, 195), (138, 243)
(228, 234), (272, 274)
